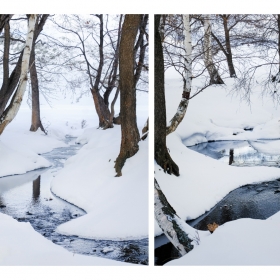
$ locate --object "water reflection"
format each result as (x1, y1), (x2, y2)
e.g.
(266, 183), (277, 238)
(189, 140), (280, 167)
(32, 176), (41, 202)
(229, 149), (234, 165)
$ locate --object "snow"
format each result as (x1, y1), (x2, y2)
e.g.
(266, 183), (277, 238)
(165, 74), (280, 147)
(51, 126), (148, 240)
(165, 211), (280, 266)
(155, 68), (280, 265)
(0, 213), (133, 266)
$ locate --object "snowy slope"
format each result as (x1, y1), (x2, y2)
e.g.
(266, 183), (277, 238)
(51, 127), (148, 240)
(165, 72), (280, 146)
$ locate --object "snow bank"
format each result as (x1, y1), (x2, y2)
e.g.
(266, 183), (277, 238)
(51, 126), (148, 240)
(165, 74), (280, 146)
(0, 213), (132, 266)
(155, 133), (280, 236)
(165, 211), (280, 266)
(0, 141), (51, 178)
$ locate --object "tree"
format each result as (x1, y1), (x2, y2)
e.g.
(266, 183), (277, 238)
(154, 14), (179, 176)
(166, 14), (191, 136)
(202, 15), (224, 85)
(0, 14), (37, 135)
(0, 15), (13, 34)
(29, 14), (49, 133)
(114, 14), (142, 177)
(51, 14), (123, 129)
(154, 178), (194, 256)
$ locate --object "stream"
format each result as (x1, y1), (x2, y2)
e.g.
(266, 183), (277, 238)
(0, 136), (148, 265)
(155, 140), (280, 265)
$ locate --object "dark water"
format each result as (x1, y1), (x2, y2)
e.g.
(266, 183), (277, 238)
(0, 136), (148, 265)
(155, 140), (280, 265)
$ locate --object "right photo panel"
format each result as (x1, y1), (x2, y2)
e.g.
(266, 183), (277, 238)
(154, 14), (280, 266)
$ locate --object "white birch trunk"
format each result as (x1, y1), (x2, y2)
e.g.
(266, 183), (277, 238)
(183, 14), (192, 93)
(154, 178), (194, 256)
(203, 15), (224, 85)
(155, 179), (210, 256)
(166, 15), (191, 136)
(0, 14), (37, 135)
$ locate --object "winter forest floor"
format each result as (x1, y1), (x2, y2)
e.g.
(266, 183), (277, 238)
(0, 92), (148, 265)
(154, 69), (280, 265)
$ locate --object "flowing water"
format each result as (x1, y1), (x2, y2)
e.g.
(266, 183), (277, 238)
(0, 136), (148, 265)
(155, 140), (280, 265)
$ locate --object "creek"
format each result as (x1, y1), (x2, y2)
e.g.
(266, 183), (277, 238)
(155, 140), (280, 265)
(0, 136), (148, 265)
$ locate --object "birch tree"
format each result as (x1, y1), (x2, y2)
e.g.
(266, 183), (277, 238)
(0, 14), (37, 135)
(166, 14), (191, 136)
(154, 179), (194, 256)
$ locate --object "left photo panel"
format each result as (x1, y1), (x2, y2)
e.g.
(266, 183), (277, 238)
(0, 14), (149, 265)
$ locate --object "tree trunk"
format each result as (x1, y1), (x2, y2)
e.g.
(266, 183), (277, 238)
(166, 15), (191, 137)
(154, 14), (179, 176)
(222, 15), (236, 78)
(203, 15), (224, 85)
(91, 88), (111, 128)
(114, 14), (141, 177)
(141, 117), (149, 140)
(29, 43), (46, 133)
(154, 178), (194, 256)
(0, 15), (37, 135)
(0, 14), (48, 117)
(0, 14), (13, 34)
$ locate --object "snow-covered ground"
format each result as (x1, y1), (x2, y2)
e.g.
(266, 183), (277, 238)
(0, 213), (132, 266)
(155, 69), (280, 265)
(165, 210), (280, 266)
(0, 90), (148, 265)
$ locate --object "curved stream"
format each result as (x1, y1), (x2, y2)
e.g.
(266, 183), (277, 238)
(0, 136), (148, 265)
(155, 140), (280, 265)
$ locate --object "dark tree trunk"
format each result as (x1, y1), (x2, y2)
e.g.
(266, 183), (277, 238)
(29, 15), (49, 133)
(272, 14), (280, 83)
(32, 175), (41, 201)
(114, 14), (141, 177)
(0, 14), (13, 34)
(222, 15), (236, 78)
(154, 15), (179, 176)
(91, 88), (111, 128)
(29, 49), (46, 133)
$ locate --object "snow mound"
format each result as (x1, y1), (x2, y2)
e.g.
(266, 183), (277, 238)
(165, 211), (280, 266)
(0, 141), (51, 178)
(51, 126), (148, 240)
